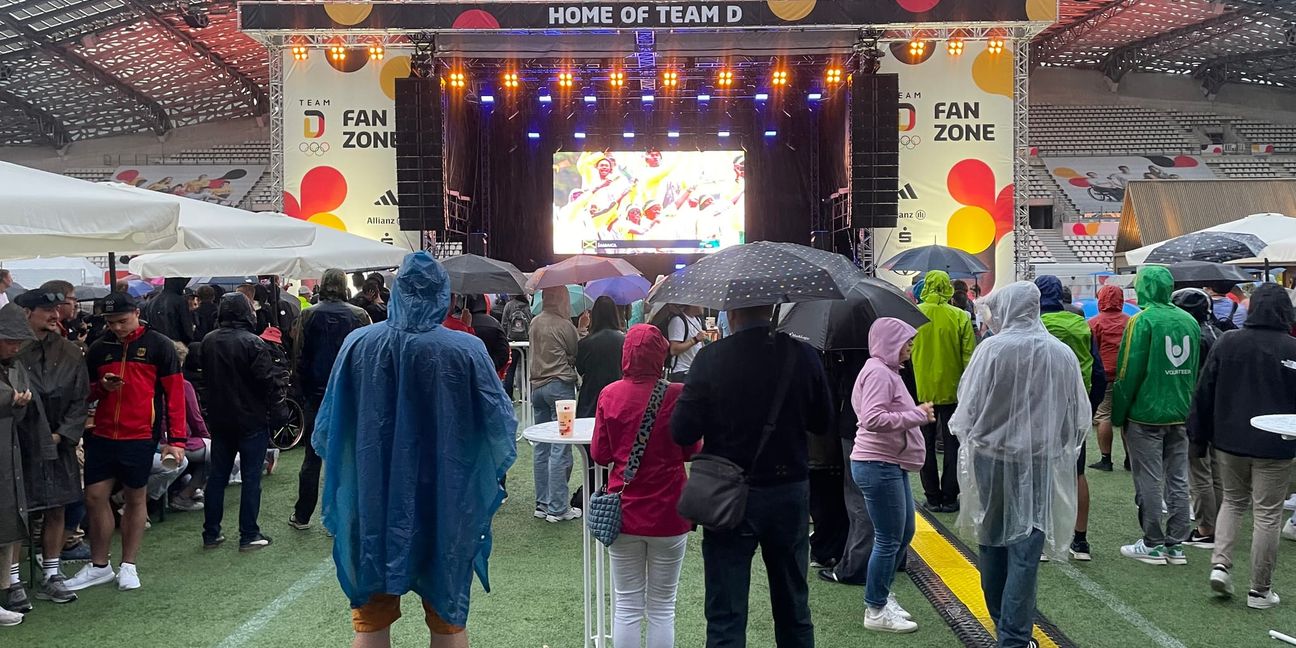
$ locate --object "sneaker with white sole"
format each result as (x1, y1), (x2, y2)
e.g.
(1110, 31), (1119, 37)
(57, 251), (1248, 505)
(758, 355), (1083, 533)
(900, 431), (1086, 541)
(1282, 518), (1296, 542)
(169, 496), (204, 512)
(1284, 493), (1296, 512)
(64, 564), (116, 592)
(2, 586), (30, 613)
(0, 607), (21, 627)
(1210, 565), (1233, 598)
(116, 563), (140, 591)
(1184, 531), (1215, 549)
(546, 507), (583, 523)
(1164, 545), (1188, 566)
(533, 506), (547, 520)
(885, 593), (912, 621)
(288, 515), (311, 531)
(1120, 539), (1167, 565)
(240, 535), (273, 552)
(35, 574), (77, 604)
(864, 605), (918, 634)
(1070, 538), (1092, 561)
(1249, 589), (1280, 610)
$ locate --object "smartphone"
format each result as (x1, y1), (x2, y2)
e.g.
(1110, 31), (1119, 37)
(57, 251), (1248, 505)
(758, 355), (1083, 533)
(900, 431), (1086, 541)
(104, 373), (124, 385)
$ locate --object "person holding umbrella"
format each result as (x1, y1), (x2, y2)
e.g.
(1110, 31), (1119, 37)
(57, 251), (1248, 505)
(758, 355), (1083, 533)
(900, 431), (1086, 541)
(911, 270), (976, 513)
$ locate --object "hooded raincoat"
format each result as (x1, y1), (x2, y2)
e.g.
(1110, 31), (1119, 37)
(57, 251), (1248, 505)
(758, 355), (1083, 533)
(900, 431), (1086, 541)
(529, 285), (579, 390)
(1089, 285), (1130, 377)
(17, 327), (89, 510)
(313, 252), (517, 626)
(0, 303), (36, 544)
(912, 271), (975, 405)
(1111, 266), (1201, 427)
(850, 318), (929, 472)
(950, 282), (1089, 557)
(1036, 275), (1106, 410)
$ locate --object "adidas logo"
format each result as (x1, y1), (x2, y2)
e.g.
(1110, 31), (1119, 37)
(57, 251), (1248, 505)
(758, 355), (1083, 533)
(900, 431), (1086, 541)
(898, 183), (918, 200)
(374, 190), (399, 206)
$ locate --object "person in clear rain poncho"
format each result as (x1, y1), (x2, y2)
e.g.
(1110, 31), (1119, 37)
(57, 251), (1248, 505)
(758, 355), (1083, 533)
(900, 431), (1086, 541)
(949, 282), (1089, 648)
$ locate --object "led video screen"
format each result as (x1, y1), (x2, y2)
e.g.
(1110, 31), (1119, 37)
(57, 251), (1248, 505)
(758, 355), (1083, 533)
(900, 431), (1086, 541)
(553, 150), (745, 255)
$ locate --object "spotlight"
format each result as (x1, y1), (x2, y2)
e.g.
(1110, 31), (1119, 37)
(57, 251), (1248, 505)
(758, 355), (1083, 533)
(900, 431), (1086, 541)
(808, 92), (823, 101)
(754, 92), (769, 101)
(609, 71), (626, 89)
(290, 44), (308, 61)
(574, 132), (586, 139)
(716, 69), (734, 87)
(641, 94), (655, 103)
(539, 93), (553, 103)
(771, 69), (789, 86)
(327, 45), (347, 63)
(583, 95), (597, 104)
(502, 72), (520, 89)
(987, 37), (1006, 55)
(527, 132), (540, 139)
(947, 39), (965, 56)
(667, 131), (680, 138)
(697, 93), (711, 102)
(825, 67), (843, 85)
(447, 71), (467, 89)
(908, 39), (926, 58)
(764, 130), (777, 137)
(368, 44), (385, 61)
(674, 263), (687, 270)
(557, 71), (575, 88)
(623, 132), (635, 139)
(481, 95), (495, 104)
(717, 131), (730, 138)
(661, 70), (679, 88)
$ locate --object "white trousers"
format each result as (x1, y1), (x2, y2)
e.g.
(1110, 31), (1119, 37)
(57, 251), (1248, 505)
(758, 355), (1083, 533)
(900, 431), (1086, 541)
(607, 533), (688, 648)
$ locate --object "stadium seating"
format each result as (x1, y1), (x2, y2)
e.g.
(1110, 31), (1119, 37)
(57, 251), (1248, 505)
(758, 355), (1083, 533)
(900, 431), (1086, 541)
(1064, 234), (1118, 267)
(1209, 159), (1279, 178)
(1233, 121), (1296, 153)
(1025, 228), (1056, 263)
(1030, 104), (1199, 156)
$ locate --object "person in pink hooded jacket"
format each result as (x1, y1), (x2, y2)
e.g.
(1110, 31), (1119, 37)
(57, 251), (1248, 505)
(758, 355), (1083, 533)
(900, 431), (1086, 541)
(851, 317), (935, 634)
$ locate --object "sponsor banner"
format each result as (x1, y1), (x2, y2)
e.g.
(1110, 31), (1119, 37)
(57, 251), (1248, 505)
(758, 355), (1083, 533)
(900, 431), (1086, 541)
(1041, 155), (1216, 215)
(111, 165), (265, 207)
(874, 40), (1017, 292)
(282, 48), (416, 248)
(243, 0), (1056, 32)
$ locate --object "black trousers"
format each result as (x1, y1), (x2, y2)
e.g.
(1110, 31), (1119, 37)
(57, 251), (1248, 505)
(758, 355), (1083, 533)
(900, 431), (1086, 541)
(919, 403), (961, 507)
(293, 396), (324, 523)
(833, 439), (875, 584)
(808, 466), (848, 566)
(702, 480), (813, 648)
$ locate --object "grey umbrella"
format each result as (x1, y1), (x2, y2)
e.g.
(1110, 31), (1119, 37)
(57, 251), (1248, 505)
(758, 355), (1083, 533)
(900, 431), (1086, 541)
(777, 278), (928, 350)
(648, 242), (861, 310)
(1145, 232), (1266, 265)
(881, 244), (988, 275)
(441, 254), (529, 295)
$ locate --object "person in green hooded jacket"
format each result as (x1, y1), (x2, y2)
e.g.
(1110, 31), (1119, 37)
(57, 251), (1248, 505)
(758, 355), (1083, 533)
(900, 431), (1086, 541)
(911, 270), (976, 512)
(1114, 265), (1201, 567)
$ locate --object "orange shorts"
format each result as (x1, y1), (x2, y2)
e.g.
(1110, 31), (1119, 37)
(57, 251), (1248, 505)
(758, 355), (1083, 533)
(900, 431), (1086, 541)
(350, 594), (465, 635)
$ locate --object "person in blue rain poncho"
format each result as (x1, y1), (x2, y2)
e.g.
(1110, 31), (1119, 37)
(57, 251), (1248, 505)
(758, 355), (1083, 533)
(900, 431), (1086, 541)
(313, 252), (517, 648)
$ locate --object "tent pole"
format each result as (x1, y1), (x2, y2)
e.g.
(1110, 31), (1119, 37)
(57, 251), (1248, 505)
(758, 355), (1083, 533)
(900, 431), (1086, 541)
(108, 252), (117, 289)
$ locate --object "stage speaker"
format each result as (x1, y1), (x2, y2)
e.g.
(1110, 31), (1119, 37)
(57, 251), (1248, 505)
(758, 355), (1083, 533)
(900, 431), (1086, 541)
(850, 73), (900, 229)
(468, 232), (488, 256)
(395, 77), (444, 232)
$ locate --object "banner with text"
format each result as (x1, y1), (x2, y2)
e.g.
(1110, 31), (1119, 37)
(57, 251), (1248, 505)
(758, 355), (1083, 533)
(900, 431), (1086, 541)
(282, 48), (417, 249)
(874, 41), (1017, 293)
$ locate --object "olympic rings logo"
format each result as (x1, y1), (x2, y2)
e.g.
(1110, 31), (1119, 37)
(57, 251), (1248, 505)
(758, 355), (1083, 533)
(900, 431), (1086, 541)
(900, 135), (921, 150)
(299, 142), (330, 156)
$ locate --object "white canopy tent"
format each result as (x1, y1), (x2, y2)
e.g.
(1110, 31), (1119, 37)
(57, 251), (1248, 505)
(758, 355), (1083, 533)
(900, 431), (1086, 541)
(1124, 213), (1295, 266)
(103, 183), (317, 251)
(128, 223), (410, 278)
(0, 256), (108, 287)
(0, 161), (179, 260)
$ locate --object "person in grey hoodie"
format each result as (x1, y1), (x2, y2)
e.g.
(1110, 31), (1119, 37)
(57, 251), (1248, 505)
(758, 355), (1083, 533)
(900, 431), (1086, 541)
(529, 285), (581, 523)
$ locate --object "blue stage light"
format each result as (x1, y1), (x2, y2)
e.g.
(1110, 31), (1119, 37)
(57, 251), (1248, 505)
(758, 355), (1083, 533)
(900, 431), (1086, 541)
(584, 95), (597, 104)
(755, 92), (769, 101)
(764, 130), (777, 137)
(697, 94), (711, 102)
(808, 92), (823, 101)
(574, 132), (586, 139)
(538, 94), (552, 104)
(623, 132), (635, 139)
(641, 95), (655, 103)
(528, 132), (540, 139)
(481, 95), (495, 104)
(717, 131), (730, 138)
(674, 263), (687, 270)
(667, 131), (680, 138)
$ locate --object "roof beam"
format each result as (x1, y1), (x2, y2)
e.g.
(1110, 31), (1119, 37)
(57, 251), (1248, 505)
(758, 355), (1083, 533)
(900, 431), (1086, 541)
(119, 0), (267, 115)
(1031, 0), (1144, 67)
(1100, 2), (1275, 83)
(0, 7), (171, 134)
(0, 87), (71, 147)
(1193, 47), (1296, 96)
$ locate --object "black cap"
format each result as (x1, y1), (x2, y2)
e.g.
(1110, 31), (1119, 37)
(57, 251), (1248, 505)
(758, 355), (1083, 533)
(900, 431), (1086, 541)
(100, 292), (138, 315)
(14, 289), (64, 310)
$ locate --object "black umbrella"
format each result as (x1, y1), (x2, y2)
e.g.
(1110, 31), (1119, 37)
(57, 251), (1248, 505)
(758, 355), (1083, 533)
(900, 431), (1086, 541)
(441, 254), (529, 295)
(1144, 232), (1266, 264)
(881, 244), (988, 275)
(1164, 261), (1253, 286)
(4, 280), (25, 302)
(777, 278), (928, 351)
(648, 242), (861, 310)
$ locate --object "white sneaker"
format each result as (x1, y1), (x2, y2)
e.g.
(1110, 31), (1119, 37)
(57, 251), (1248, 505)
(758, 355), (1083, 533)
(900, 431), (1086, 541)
(64, 563), (115, 592)
(1120, 539), (1167, 565)
(1283, 493), (1296, 512)
(865, 606), (918, 634)
(0, 607), (21, 627)
(885, 593), (912, 621)
(1210, 565), (1233, 598)
(546, 507), (582, 523)
(1282, 518), (1296, 542)
(116, 563), (140, 591)
(1249, 589), (1280, 610)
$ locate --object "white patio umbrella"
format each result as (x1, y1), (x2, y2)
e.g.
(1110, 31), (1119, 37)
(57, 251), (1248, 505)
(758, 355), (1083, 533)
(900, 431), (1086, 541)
(128, 223), (409, 278)
(0, 162), (179, 260)
(1228, 235), (1296, 266)
(1125, 212), (1295, 266)
(102, 183), (316, 251)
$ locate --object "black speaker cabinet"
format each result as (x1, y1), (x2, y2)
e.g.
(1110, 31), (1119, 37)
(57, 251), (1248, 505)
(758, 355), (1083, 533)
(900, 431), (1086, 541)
(395, 77), (444, 232)
(850, 73), (900, 229)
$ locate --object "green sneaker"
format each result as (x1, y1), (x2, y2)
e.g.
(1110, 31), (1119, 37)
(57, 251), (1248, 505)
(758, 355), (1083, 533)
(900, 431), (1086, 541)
(1120, 539), (1167, 565)
(1165, 544), (1187, 565)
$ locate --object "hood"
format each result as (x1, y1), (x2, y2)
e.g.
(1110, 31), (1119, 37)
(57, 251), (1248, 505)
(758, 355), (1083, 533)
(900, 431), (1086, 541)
(977, 282), (1046, 335)
(388, 252), (451, 333)
(1097, 284), (1125, 313)
(319, 268), (349, 302)
(919, 270), (953, 305)
(163, 277), (190, 295)
(0, 303), (36, 342)
(1171, 288), (1211, 323)
(465, 294), (489, 315)
(1034, 275), (1065, 313)
(868, 317), (919, 369)
(541, 285), (573, 320)
(1135, 265), (1173, 306)
(621, 323), (669, 379)
(217, 293), (256, 329)
(1244, 283), (1296, 331)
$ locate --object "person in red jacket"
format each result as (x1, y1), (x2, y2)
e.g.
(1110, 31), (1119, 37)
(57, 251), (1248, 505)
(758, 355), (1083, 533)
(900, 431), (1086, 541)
(65, 292), (185, 593)
(1087, 285), (1131, 472)
(590, 324), (701, 648)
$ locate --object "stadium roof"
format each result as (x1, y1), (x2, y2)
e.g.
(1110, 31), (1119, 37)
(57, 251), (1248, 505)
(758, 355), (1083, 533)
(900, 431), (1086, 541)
(0, 0), (1294, 148)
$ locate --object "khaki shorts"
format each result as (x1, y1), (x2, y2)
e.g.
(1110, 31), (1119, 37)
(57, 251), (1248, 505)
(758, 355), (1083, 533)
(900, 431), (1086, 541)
(351, 594), (464, 635)
(1094, 384), (1115, 423)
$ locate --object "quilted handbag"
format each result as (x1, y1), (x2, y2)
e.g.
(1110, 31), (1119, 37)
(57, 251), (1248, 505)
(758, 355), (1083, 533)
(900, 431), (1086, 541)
(587, 380), (670, 547)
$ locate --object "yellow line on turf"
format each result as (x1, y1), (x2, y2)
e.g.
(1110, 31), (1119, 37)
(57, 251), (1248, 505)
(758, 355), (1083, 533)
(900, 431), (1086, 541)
(910, 514), (1060, 648)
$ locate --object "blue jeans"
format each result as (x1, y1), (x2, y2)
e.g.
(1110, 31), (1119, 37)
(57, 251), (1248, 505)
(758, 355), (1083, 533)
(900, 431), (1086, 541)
(204, 428), (270, 544)
(852, 460), (915, 609)
(979, 529), (1046, 648)
(532, 380), (576, 515)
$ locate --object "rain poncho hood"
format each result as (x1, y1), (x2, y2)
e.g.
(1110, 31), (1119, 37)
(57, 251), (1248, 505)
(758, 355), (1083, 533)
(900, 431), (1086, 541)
(622, 323), (668, 379)
(1244, 283), (1296, 331)
(1097, 284), (1125, 313)
(0, 304), (35, 342)
(952, 282), (1089, 557)
(313, 251), (517, 625)
(1111, 266), (1200, 427)
(911, 270), (975, 405)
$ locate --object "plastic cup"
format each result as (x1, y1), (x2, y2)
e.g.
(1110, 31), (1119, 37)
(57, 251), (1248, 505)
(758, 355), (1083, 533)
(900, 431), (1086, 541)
(161, 453), (179, 471)
(705, 316), (717, 330)
(556, 400), (576, 436)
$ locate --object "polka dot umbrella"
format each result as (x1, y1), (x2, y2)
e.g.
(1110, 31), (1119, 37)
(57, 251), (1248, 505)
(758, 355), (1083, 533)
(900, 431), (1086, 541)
(1143, 232), (1266, 265)
(647, 242), (862, 310)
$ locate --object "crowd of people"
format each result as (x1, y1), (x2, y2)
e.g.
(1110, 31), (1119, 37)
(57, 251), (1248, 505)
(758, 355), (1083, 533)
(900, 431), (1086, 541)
(1, 254), (1294, 648)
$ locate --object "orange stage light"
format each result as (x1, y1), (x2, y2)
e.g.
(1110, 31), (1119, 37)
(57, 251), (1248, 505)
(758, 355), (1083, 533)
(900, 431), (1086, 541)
(502, 72), (520, 89)
(609, 70), (626, 88)
(947, 39), (964, 56)
(771, 69), (789, 86)
(716, 69), (734, 87)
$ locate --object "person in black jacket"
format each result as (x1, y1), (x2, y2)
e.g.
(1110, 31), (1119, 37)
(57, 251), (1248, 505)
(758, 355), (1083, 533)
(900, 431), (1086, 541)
(198, 293), (288, 551)
(671, 305), (833, 647)
(193, 285), (218, 341)
(466, 294), (510, 375)
(817, 349), (873, 585)
(1173, 287), (1225, 548)
(575, 297), (625, 419)
(1189, 284), (1296, 609)
(144, 277), (195, 345)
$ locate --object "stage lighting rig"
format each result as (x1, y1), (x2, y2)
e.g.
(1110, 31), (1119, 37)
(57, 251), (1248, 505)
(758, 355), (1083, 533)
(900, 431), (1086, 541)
(854, 29), (884, 75)
(771, 69), (790, 87)
(609, 70), (626, 88)
(661, 70), (679, 89)
(368, 44), (385, 61)
(408, 32), (435, 78)
(557, 71), (575, 89)
(502, 72), (520, 89)
(908, 39), (926, 58)
(448, 71), (467, 89)
(180, 1), (208, 29)
(825, 67), (843, 85)
(987, 37), (1006, 55)
(716, 69), (735, 88)
(327, 45), (347, 63)
(947, 39), (965, 56)
(290, 44), (308, 61)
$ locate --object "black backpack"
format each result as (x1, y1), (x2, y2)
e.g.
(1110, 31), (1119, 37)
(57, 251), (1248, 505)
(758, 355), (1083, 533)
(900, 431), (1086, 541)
(1212, 300), (1239, 332)
(506, 304), (532, 342)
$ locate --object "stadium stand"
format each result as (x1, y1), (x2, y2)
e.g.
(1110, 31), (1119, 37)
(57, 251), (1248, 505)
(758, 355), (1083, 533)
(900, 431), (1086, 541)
(1233, 121), (1296, 153)
(1209, 159), (1280, 179)
(1030, 104), (1200, 156)
(1064, 233), (1118, 267)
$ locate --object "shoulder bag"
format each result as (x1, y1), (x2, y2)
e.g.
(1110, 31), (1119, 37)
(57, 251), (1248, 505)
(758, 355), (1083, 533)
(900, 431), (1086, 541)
(676, 342), (797, 532)
(586, 379), (671, 547)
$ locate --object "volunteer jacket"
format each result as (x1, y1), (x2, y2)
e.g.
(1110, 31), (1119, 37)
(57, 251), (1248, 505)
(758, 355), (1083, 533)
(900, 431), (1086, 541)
(1111, 266), (1200, 427)
(85, 324), (187, 446)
